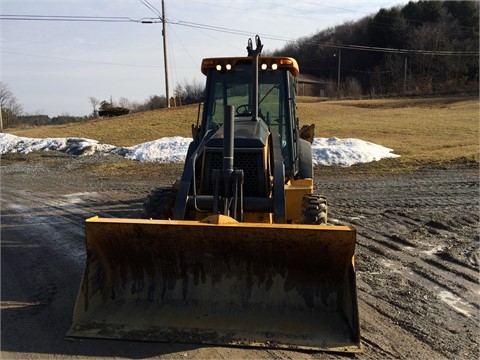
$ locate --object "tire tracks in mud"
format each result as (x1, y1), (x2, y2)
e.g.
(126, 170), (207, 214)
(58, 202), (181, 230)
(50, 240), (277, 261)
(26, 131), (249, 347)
(321, 168), (479, 359)
(1, 186), (91, 355)
(1, 186), (101, 315)
(1, 183), (156, 268)
(2, 156), (479, 360)
(1, 182), (194, 359)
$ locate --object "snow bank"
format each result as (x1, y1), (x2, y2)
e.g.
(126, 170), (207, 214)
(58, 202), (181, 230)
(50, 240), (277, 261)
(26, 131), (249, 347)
(0, 133), (116, 156)
(121, 136), (191, 163)
(0, 133), (399, 166)
(312, 137), (400, 166)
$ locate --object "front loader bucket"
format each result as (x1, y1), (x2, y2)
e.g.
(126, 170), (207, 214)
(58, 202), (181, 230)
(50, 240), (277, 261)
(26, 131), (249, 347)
(68, 216), (360, 353)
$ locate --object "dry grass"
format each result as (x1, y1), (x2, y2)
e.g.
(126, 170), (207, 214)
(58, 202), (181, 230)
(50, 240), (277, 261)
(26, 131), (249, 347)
(298, 97), (479, 165)
(9, 105), (198, 147)
(8, 97), (479, 168)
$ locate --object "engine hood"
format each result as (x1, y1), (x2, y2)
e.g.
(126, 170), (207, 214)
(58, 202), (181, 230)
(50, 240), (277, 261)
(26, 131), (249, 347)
(206, 118), (269, 148)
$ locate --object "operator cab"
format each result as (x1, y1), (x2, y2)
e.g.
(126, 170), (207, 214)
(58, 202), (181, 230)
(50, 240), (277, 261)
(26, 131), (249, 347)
(200, 57), (300, 176)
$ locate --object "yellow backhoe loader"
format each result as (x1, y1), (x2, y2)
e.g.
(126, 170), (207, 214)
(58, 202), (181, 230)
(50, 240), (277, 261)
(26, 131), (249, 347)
(68, 36), (361, 353)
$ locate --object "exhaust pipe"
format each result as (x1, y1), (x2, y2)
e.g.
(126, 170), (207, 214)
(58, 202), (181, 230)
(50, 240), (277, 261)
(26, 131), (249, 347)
(247, 35), (263, 121)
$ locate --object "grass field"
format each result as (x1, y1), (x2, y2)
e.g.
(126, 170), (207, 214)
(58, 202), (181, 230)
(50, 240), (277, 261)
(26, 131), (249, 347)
(7, 97), (479, 169)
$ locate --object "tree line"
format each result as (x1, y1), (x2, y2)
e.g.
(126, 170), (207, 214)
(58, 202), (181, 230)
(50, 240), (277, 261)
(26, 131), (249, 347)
(273, 0), (479, 97)
(1, 80), (205, 129)
(88, 79), (205, 118)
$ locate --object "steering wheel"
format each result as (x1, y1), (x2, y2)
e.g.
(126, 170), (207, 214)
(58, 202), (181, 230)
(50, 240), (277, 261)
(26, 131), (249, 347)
(236, 104), (265, 120)
(236, 104), (251, 116)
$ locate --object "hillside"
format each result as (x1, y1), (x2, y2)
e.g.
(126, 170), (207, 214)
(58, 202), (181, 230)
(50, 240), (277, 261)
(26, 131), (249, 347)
(274, 1), (479, 97)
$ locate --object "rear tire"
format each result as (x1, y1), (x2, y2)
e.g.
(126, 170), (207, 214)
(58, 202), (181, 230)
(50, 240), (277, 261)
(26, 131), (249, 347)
(143, 187), (177, 219)
(301, 194), (328, 224)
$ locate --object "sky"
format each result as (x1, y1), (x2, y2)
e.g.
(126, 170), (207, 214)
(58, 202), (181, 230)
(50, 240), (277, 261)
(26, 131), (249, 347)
(0, 133), (400, 166)
(1, 0), (410, 117)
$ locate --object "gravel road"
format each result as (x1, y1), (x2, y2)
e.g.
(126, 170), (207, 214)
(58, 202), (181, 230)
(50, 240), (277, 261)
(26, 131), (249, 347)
(1, 152), (478, 359)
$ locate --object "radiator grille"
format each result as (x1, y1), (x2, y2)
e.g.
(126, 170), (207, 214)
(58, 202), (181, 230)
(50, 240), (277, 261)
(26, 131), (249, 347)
(202, 149), (267, 197)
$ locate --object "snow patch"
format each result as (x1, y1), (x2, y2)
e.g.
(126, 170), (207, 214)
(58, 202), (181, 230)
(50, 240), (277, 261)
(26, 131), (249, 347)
(1, 133), (400, 167)
(122, 136), (191, 163)
(0, 133), (116, 155)
(422, 245), (446, 256)
(438, 290), (475, 317)
(312, 137), (399, 166)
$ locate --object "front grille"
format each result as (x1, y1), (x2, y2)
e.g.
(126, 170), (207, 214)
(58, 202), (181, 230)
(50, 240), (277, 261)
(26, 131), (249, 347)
(202, 148), (267, 197)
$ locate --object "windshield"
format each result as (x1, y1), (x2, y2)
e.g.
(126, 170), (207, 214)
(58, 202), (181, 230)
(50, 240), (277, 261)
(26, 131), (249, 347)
(204, 64), (287, 127)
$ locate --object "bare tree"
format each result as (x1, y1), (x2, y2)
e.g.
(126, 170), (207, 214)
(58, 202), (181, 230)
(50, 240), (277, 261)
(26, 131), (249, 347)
(88, 97), (100, 118)
(174, 79), (205, 105)
(118, 97), (131, 109)
(345, 77), (363, 97)
(0, 82), (23, 128)
(113, 97), (143, 113)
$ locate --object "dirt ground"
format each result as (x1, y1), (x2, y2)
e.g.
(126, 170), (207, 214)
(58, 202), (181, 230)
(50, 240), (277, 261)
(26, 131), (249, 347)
(1, 152), (479, 359)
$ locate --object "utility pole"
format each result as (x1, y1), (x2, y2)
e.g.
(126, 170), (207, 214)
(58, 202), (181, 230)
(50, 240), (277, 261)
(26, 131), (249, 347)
(334, 49), (341, 98)
(403, 56), (408, 94)
(162, 0), (170, 108)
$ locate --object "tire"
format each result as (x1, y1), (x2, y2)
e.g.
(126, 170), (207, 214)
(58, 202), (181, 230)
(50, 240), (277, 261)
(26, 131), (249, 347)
(297, 138), (313, 179)
(301, 194), (328, 224)
(142, 187), (177, 219)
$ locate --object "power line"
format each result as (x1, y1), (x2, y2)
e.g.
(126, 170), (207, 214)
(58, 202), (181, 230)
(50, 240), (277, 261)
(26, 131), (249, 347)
(0, 14), (157, 23)
(139, 0), (162, 18)
(0, 49), (163, 68)
(168, 25), (198, 69)
(313, 41), (479, 56)
(1, 13), (478, 57)
(171, 19), (292, 42)
(171, 20), (478, 57)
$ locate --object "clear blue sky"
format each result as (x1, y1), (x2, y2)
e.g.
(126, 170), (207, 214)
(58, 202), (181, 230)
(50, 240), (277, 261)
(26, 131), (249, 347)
(1, 0), (410, 117)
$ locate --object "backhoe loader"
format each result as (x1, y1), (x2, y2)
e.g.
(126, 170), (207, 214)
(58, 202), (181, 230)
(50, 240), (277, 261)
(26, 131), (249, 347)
(68, 36), (361, 353)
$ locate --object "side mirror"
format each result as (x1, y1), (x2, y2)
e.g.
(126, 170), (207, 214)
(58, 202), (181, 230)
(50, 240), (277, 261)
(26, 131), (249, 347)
(191, 124), (199, 140)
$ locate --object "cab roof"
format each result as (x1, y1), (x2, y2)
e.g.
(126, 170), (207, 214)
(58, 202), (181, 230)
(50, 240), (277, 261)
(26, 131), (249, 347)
(201, 57), (299, 77)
